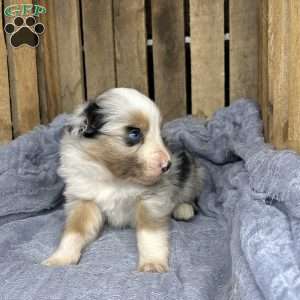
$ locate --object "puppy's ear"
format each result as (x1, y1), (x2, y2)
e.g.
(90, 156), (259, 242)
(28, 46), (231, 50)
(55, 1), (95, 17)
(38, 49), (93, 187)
(66, 102), (105, 138)
(82, 102), (105, 137)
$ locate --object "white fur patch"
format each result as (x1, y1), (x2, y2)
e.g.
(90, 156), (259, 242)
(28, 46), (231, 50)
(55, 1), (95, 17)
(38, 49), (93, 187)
(42, 233), (82, 267)
(173, 203), (195, 221)
(137, 227), (169, 272)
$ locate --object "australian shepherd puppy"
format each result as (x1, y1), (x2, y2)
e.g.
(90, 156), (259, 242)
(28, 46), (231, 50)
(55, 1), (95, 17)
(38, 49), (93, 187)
(42, 88), (203, 272)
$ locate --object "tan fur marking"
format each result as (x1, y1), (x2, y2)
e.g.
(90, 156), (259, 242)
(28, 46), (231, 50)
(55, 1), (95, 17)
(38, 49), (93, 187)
(85, 137), (144, 179)
(129, 111), (149, 132)
(136, 202), (168, 231)
(138, 262), (168, 273)
(65, 200), (101, 237)
(42, 200), (103, 267)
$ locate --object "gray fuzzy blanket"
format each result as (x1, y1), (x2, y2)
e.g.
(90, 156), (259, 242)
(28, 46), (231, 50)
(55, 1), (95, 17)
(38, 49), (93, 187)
(1, 100), (300, 300)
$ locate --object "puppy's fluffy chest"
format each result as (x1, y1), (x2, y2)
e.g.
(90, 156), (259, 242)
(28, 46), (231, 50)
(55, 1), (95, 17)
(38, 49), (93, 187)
(59, 142), (150, 227)
(69, 171), (146, 227)
(95, 180), (144, 227)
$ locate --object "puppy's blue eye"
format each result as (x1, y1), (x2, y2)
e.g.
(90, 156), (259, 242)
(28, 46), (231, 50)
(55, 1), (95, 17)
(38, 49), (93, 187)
(126, 127), (143, 146)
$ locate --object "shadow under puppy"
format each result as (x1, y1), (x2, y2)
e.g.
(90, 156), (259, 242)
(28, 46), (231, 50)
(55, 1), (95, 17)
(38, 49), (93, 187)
(42, 88), (204, 272)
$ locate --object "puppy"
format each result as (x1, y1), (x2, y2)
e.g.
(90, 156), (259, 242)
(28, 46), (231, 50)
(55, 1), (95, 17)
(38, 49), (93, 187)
(42, 88), (204, 272)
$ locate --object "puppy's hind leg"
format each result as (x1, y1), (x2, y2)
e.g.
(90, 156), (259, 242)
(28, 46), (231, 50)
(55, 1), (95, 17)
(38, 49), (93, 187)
(42, 200), (103, 267)
(172, 203), (196, 221)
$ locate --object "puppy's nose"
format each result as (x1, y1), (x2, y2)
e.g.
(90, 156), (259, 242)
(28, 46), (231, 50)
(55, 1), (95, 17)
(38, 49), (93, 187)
(161, 161), (172, 173)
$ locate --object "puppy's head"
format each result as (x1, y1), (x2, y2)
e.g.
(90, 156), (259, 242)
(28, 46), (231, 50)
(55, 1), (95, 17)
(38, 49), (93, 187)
(67, 88), (171, 185)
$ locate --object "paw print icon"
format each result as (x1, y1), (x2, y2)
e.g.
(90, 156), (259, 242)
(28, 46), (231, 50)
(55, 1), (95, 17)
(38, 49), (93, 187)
(4, 16), (44, 48)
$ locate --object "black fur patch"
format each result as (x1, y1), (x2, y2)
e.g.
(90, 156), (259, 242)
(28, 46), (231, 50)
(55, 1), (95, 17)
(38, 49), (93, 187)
(191, 199), (200, 214)
(82, 102), (105, 138)
(176, 151), (191, 187)
(162, 135), (169, 147)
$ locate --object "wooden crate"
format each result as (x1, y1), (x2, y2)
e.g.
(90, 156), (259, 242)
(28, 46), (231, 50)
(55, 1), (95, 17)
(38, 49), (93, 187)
(258, 0), (300, 152)
(1, 0), (280, 150)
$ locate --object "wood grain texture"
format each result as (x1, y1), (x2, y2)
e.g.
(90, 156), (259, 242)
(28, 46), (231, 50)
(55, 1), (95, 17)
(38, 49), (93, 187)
(288, 0), (300, 152)
(81, 0), (116, 98)
(151, 0), (186, 121)
(37, 0), (61, 123)
(38, 0), (84, 121)
(230, 0), (258, 102)
(258, 0), (270, 142)
(268, 0), (289, 149)
(190, 0), (224, 118)
(113, 0), (148, 95)
(54, 1), (84, 112)
(0, 1), (12, 143)
(4, 0), (40, 137)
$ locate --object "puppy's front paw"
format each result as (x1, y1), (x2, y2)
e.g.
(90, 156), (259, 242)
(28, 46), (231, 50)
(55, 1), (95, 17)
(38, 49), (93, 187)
(42, 251), (80, 267)
(138, 261), (168, 273)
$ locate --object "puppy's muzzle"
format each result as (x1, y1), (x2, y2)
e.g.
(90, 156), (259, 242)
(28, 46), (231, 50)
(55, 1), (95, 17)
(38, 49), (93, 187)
(145, 149), (171, 180)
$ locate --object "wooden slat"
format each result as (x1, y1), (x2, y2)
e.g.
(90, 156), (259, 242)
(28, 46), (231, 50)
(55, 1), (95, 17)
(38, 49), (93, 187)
(0, 1), (12, 143)
(37, 0), (61, 123)
(37, 0), (84, 122)
(113, 0), (148, 95)
(268, 1), (289, 149)
(259, 0), (300, 151)
(190, 0), (224, 118)
(151, 0), (186, 121)
(258, 0), (270, 142)
(288, 0), (300, 152)
(230, 0), (258, 102)
(54, 1), (84, 112)
(4, 0), (40, 137)
(81, 0), (116, 99)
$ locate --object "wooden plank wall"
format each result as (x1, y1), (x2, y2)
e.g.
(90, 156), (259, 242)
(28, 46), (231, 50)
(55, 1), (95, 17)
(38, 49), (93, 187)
(151, 0), (186, 121)
(5, 0), (298, 153)
(113, 0), (148, 95)
(0, 1), (12, 143)
(81, 0), (115, 99)
(258, 0), (300, 152)
(4, 0), (40, 138)
(288, 0), (300, 152)
(37, 0), (84, 121)
(258, 0), (270, 143)
(190, 0), (224, 118)
(230, 0), (258, 102)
